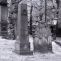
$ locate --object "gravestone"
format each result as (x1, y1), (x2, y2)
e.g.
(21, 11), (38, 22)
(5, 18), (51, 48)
(15, 2), (33, 55)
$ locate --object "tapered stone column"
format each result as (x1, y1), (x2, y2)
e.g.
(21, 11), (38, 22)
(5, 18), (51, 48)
(15, 2), (33, 55)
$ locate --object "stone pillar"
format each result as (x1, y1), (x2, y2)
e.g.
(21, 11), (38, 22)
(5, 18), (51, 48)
(0, 2), (8, 36)
(15, 2), (33, 55)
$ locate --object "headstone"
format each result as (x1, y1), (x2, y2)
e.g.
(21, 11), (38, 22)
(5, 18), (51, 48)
(15, 1), (33, 55)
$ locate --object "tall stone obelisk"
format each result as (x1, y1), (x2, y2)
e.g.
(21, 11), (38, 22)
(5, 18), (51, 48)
(15, 1), (33, 55)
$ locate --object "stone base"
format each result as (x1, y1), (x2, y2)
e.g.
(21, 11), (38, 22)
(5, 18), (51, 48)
(20, 51), (33, 55)
(20, 42), (33, 55)
(15, 42), (33, 55)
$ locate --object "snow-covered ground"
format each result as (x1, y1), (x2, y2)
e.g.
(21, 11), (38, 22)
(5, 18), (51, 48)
(0, 37), (61, 61)
(52, 41), (61, 54)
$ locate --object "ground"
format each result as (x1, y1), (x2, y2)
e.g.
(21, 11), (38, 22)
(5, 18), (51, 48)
(0, 37), (61, 61)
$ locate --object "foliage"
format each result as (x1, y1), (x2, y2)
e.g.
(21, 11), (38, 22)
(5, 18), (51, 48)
(8, 0), (57, 40)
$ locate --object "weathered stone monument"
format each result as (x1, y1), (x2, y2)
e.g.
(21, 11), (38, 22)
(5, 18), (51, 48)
(0, 0), (8, 37)
(15, 1), (33, 55)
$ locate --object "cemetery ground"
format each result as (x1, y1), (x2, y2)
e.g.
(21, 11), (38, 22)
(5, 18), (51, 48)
(0, 37), (61, 61)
